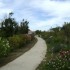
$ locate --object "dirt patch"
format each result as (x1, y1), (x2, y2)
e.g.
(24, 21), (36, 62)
(0, 38), (37, 67)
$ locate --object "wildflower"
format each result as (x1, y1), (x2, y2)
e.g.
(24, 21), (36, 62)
(8, 45), (10, 48)
(3, 45), (5, 46)
(3, 41), (5, 42)
(56, 68), (58, 70)
(59, 59), (61, 62)
(68, 67), (70, 69)
(6, 43), (9, 46)
(62, 65), (64, 68)
(0, 37), (1, 40)
(53, 65), (55, 67)
(60, 67), (61, 69)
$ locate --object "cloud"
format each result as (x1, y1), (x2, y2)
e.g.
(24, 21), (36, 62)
(0, 0), (70, 31)
(28, 0), (70, 30)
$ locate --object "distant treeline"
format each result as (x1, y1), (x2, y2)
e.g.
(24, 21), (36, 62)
(36, 22), (70, 47)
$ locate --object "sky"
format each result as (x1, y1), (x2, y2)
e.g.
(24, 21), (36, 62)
(0, 0), (70, 31)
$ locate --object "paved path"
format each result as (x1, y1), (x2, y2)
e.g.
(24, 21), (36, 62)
(0, 36), (47, 70)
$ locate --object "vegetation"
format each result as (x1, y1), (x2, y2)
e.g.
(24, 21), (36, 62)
(36, 22), (70, 70)
(0, 37), (37, 67)
(0, 12), (29, 37)
(9, 34), (32, 50)
(0, 12), (34, 59)
(0, 38), (10, 58)
(20, 19), (29, 34)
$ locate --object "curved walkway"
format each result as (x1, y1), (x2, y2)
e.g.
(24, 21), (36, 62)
(0, 36), (47, 70)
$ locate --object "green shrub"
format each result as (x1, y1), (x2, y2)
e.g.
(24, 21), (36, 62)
(9, 35), (21, 49)
(19, 34), (31, 43)
(25, 34), (31, 43)
(45, 50), (70, 70)
(53, 44), (62, 53)
(30, 33), (35, 40)
(9, 34), (32, 50)
(0, 38), (10, 58)
(36, 23), (70, 70)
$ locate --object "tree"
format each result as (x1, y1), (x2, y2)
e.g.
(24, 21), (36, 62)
(0, 13), (30, 37)
(0, 13), (18, 37)
(20, 19), (29, 34)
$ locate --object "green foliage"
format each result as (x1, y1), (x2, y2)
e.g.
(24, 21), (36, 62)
(0, 34), (32, 58)
(0, 12), (34, 60)
(41, 22), (70, 53)
(53, 44), (62, 53)
(20, 19), (29, 34)
(44, 50), (70, 70)
(0, 38), (10, 58)
(0, 13), (29, 37)
(36, 22), (70, 70)
(9, 35), (21, 49)
(0, 14), (18, 37)
(9, 34), (31, 50)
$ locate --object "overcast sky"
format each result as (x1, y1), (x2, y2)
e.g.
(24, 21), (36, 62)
(0, 0), (70, 31)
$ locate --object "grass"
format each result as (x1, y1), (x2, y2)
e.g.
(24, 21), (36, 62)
(0, 37), (37, 67)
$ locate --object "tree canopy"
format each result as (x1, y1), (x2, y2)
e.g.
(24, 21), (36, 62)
(0, 13), (29, 37)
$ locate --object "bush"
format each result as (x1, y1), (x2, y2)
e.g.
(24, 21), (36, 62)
(53, 44), (62, 53)
(0, 38), (10, 58)
(19, 34), (31, 43)
(45, 50), (70, 70)
(36, 23), (70, 70)
(9, 35), (21, 50)
(9, 34), (32, 50)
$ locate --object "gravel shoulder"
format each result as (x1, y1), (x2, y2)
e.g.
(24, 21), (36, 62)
(0, 36), (47, 70)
